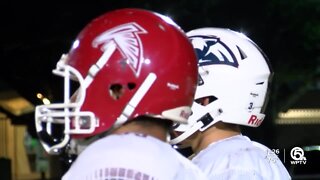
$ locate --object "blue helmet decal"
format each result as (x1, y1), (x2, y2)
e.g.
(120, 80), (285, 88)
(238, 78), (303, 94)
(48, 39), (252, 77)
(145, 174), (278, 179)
(189, 35), (239, 68)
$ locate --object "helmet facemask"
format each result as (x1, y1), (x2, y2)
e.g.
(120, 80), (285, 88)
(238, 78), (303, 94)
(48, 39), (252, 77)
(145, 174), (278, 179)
(35, 55), (96, 154)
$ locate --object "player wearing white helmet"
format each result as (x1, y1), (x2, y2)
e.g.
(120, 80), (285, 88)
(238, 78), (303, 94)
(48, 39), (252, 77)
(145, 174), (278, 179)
(170, 27), (291, 179)
(35, 8), (208, 180)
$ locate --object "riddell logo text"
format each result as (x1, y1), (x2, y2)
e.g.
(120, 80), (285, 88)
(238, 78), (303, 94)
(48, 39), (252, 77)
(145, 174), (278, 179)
(247, 115), (263, 126)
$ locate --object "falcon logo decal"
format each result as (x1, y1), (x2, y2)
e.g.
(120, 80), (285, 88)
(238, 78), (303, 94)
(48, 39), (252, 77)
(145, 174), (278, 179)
(189, 35), (239, 68)
(92, 23), (147, 77)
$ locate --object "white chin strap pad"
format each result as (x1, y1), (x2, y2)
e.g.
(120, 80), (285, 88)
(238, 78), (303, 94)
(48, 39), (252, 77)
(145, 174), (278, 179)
(169, 120), (203, 145)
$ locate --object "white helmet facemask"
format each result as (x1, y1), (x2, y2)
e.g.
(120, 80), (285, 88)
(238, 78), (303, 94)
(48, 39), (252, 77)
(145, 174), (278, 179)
(35, 41), (120, 154)
(170, 28), (272, 145)
(34, 55), (97, 154)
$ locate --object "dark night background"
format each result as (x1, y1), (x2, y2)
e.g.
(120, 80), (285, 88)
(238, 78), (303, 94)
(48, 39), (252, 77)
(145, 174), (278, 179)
(0, 0), (319, 179)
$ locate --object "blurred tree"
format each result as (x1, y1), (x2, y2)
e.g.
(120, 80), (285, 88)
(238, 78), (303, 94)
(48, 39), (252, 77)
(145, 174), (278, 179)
(264, 0), (320, 112)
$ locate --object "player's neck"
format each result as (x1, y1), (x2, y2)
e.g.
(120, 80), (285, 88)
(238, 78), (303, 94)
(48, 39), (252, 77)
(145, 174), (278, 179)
(112, 122), (168, 141)
(193, 122), (241, 154)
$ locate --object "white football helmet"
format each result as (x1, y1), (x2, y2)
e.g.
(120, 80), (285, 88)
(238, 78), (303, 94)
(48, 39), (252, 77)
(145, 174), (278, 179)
(170, 27), (273, 145)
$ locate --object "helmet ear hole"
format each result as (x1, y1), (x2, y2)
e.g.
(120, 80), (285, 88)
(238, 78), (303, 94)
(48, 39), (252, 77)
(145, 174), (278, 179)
(109, 84), (124, 100)
(127, 82), (136, 90)
(195, 96), (217, 106)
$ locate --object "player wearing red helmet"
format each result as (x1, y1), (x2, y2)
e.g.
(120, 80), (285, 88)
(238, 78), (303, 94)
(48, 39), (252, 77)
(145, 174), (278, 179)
(35, 8), (207, 180)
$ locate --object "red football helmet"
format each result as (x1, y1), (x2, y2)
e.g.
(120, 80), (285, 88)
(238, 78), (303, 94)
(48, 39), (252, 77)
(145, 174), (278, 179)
(35, 8), (198, 154)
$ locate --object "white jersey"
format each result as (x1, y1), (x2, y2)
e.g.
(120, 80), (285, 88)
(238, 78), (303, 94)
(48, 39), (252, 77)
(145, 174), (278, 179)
(63, 133), (207, 180)
(192, 135), (291, 180)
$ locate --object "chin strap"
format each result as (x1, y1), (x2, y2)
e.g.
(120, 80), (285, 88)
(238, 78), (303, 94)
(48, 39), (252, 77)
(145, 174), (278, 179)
(115, 73), (157, 126)
(84, 42), (117, 88)
(169, 120), (204, 145)
(170, 112), (216, 145)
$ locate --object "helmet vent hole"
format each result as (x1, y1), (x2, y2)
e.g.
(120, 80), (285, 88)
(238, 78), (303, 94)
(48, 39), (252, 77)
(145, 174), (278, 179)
(236, 45), (247, 60)
(256, 82), (264, 85)
(109, 84), (124, 100)
(127, 82), (136, 90)
(195, 96), (217, 106)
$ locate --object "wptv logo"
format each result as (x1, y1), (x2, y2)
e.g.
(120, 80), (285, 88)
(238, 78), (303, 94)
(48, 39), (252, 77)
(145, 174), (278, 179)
(266, 146), (307, 165)
(290, 147), (307, 165)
